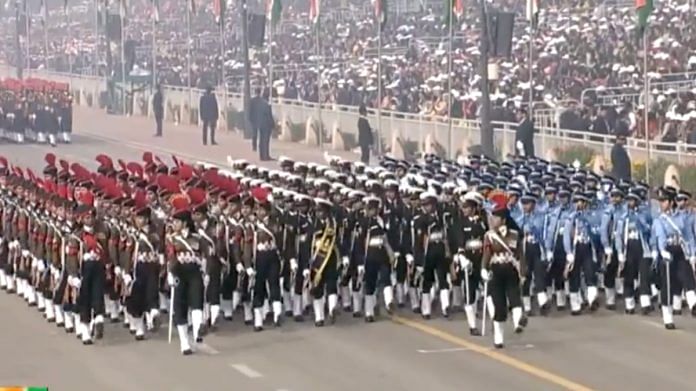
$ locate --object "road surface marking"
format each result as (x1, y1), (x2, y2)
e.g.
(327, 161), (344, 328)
(417, 344), (535, 354)
(230, 363), (263, 379)
(196, 342), (220, 355)
(391, 315), (594, 391)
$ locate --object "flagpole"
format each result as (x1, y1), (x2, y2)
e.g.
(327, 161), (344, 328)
(643, 27), (650, 183)
(315, 19), (322, 148)
(15, 0), (23, 79)
(219, 10), (227, 129)
(268, 12), (273, 102)
(42, 4), (49, 70)
(66, 3), (73, 75)
(151, 1), (156, 88)
(446, 1), (454, 158)
(376, 14), (382, 156)
(93, 0), (98, 76)
(528, 25), (534, 118)
(25, 0), (30, 76)
(120, 0), (126, 115)
(186, 0), (192, 110)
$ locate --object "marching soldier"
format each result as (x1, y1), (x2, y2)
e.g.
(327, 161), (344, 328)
(480, 193), (526, 349)
(544, 188), (572, 310)
(516, 192), (549, 316)
(309, 198), (340, 326)
(600, 187), (626, 310)
(166, 194), (204, 355)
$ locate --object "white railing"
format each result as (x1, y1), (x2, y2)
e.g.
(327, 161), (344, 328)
(5, 65), (696, 165)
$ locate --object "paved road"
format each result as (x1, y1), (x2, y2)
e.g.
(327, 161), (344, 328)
(2, 109), (696, 391)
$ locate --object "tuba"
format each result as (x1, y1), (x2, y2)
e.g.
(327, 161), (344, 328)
(310, 220), (337, 287)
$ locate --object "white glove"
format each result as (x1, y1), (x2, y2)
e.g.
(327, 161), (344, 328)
(159, 254), (166, 265)
(31, 257), (37, 268)
(246, 267), (256, 277)
(204, 274), (210, 286)
(21, 249), (30, 257)
(459, 255), (471, 271)
(70, 276), (81, 289)
(358, 265), (365, 275)
(290, 258), (298, 271)
(566, 253), (575, 263)
(660, 250), (672, 261)
(167, 272), (176, 286)
(37, 260), (45, 272)
(342, 256), (350, 268)
(236, 263), (244, 273)
(604, 248), (612, 257)
(114, 266), (122, 277)
(394, 252), (401, 259)
(51, 267), (60, 279)
(416, 266), (424, 275)
(618, 253), (626, 263)
(122, 274), (133, 286)
(480, 269), (490, 282)
(302, 269), (310, 278)
(406, 254), (414, 265)
(546, 251), (554, 261)
(651, 250), (658, 260)
(690, 256), (696, 268)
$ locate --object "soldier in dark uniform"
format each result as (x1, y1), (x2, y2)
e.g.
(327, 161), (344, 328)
(481, 193), (526, 348)
(58, 92), (73, 143)
(310, 198), (340, 326)
(412, 192), (449, 319)
(220, 192), (243, 320)
(289, 194), (314, 321)
(359, 196), (396, 321)
(118, 198), (137, 333)
(250, 187), (283, 330)
(454, 191), (486, 335)
(166, 193), (204, 355)
(199, 86), (218, 146)
(382, 180), (404, 308)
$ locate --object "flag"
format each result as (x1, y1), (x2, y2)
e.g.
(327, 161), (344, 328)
(636, 0), (652, 34)
(189, 0), (196, 15)
(308, 0), (319, 25)
(526, 0), (538, 29)
(373, 0), (386, 29)
(213, 0), (225, 26)
(444, 0), (463, 27)
(268, 0), (281, 27)
(151, 0), (160, 23)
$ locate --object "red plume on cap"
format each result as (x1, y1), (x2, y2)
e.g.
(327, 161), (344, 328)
(202, 170), (220, 188)
(44, 153), (56, 166)
(59, 159), (69, 173)
(178, 164), (194, 181)
(142, 152), (154, 164)
(14, 166), (24, 178)
(70, 163), (91, 182)
(187, 187), (207, 205)
(44, 179), (56, 193)
(0, 156), (7, 168)
(170, 193), (190, 211)
(104, 183), (124, 200)
(225, 178), (240, 195)
(157, 175), (180, 194)
(171, 155), (181, 167)
(126, 162), (144, 178)
(117, 159), (127, 172)
(488, 191), (508, 213)
(26, 168), (37, 183)
(95, 154), (113, 169)
(250, 187), (270, 204)
(56, 184), (68, 199)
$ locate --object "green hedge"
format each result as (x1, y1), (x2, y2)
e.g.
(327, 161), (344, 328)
(553, 145), (596, 167)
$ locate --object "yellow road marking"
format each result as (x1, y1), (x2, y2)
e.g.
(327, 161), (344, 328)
(390, 315), (595, 391)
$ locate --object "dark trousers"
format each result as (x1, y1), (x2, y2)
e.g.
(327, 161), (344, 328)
(623, 240), (643, 298)
(659, 246), (696, 305)
(259, 129), (271, 160)
(490, 262), (522, 322)
(547, 235), (566, 290)
(522, 242), (546, 295)
(206, 260), (222, 305)
(251, 126), (259, 151)
(395, 253), (407, 284)
(604, 248), (619, 289)
(155, 116), (163, 136)
(310, 256), (338, 299)
(220, 268), (239, 301)
(360, 145), (370, 164)
(126, 262), (160, 317)
(202, 120), (216, 144)
(105, 264), (119, 301)
(77, 261), (106, 324)
(568, 243), (597, 292)
(422, 244), (449, 292)
(461, 252), (482, 305)
(364, 248), (391, 295)
(173, 263), (204, 325)
(252, 250), (281, 308)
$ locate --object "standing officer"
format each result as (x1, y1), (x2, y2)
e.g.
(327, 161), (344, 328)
(199, 86), (219, 146)
(152, 85), (164, 137)
(357, 104), (373, 164)
(257, 90), (275, 161)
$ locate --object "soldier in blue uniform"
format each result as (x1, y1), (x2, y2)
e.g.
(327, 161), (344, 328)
(614, 190), (652, 314)
(652, 187), (696, 330)
(563, 192), (600, 315)
(600, 187), (626, 310)
(545, 188), (573, 310)
(516, 192), (549, 315)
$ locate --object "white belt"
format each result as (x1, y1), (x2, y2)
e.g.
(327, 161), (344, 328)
(558, 226), (565, 234)
(257, 242), (276, 251)
(525, 235), (537, 244)
(368, 237), (384, 247)
(576, 235), (591, 244)
(666, 237), (680, 246)
(465, 239), (482, 251)
(627, 231), (640, 240)
(83, 251), (99, 262)
(429, 232), (443, 242)
(138, 253), (158, 263)
(491, 253), (515, 264)
(177, 253), (200, 264)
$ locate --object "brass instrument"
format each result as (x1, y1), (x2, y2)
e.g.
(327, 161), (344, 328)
(311, 219), (337, 288)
